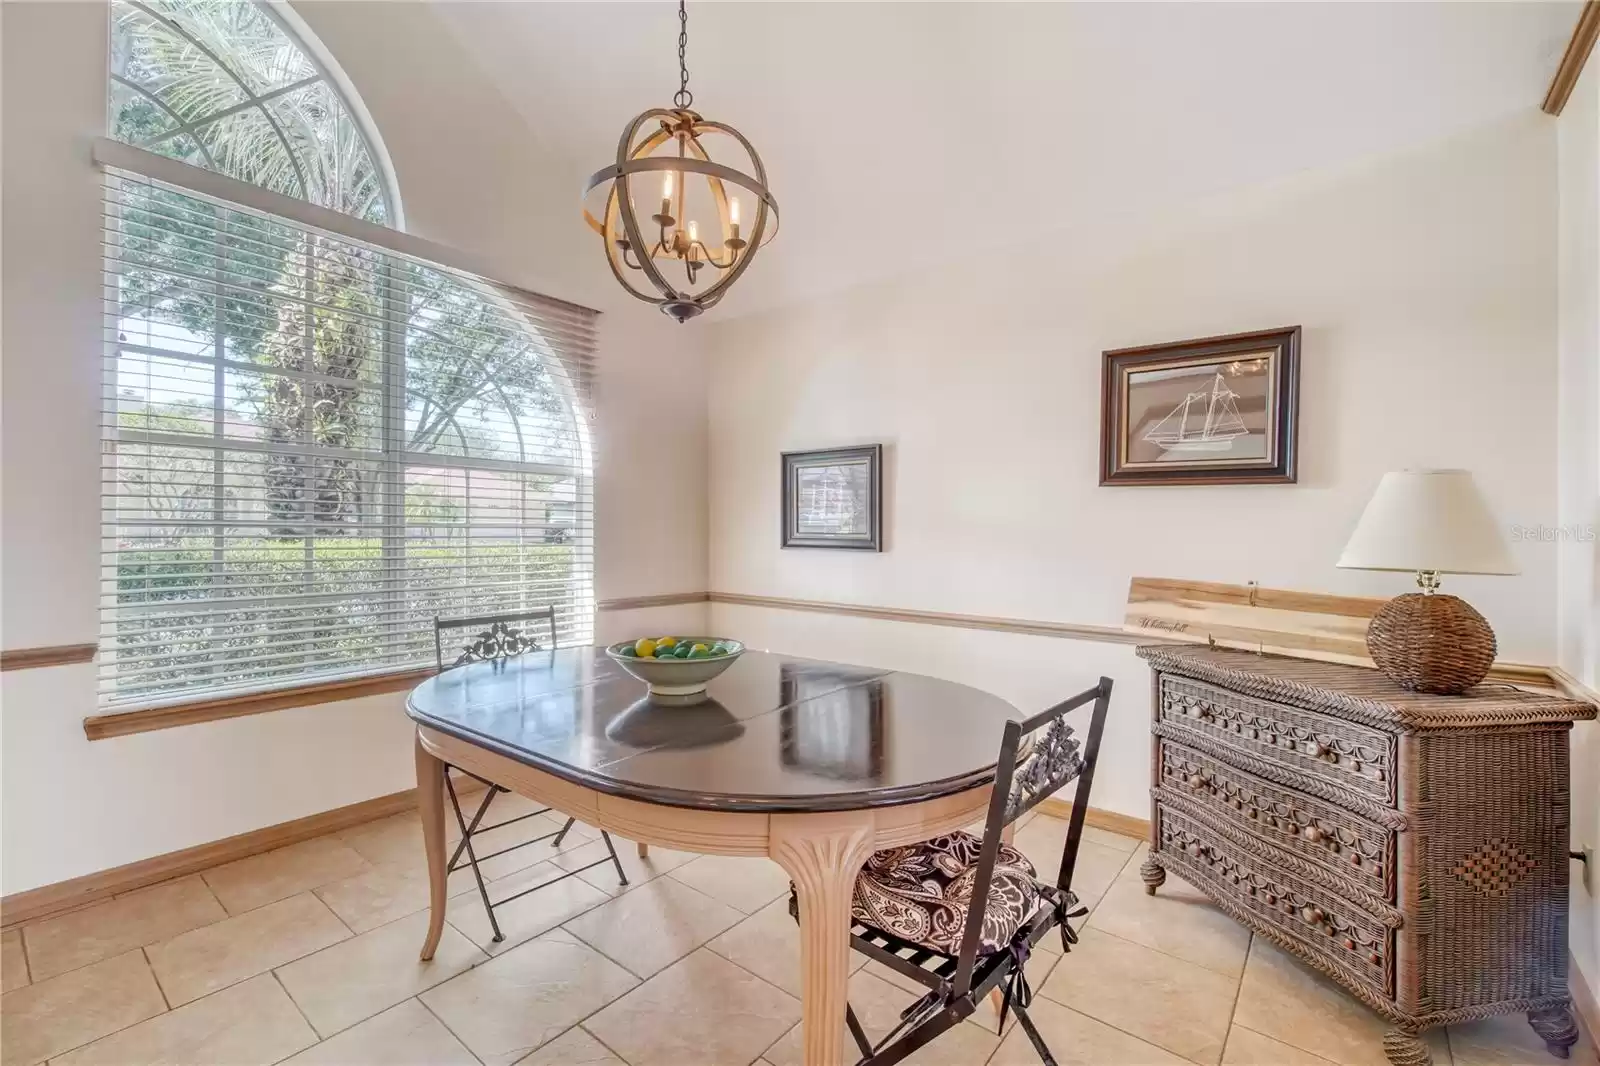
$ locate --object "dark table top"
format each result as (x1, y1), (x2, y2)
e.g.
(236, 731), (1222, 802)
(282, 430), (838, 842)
(406, 647), (1021, 812)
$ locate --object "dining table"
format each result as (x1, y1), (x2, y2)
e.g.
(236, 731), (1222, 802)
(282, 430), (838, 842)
(407, 646), (1023, 1066)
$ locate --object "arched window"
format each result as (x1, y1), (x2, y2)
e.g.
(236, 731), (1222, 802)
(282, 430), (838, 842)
(100, 1), (596, 710)
(109, 0), (397, 224)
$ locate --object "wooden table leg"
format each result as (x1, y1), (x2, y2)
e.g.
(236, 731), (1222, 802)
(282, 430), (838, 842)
(416, 731), (449, 961)
(769, 812), (877, 1066)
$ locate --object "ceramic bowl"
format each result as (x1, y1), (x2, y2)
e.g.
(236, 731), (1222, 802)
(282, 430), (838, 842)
(604, 638), (745, 697)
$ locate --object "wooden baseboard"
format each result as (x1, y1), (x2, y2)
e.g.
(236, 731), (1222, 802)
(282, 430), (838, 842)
(1573, 951), (1600, 1050)
(0, 788), (423, 929)
(1034, 800), (1151, 842)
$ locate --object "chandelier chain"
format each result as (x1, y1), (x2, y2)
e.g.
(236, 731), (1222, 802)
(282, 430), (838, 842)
(674, 0), (693, 109)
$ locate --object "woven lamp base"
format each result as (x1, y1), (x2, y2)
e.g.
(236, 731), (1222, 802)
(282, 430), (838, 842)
(1366, 593), (1496, 695)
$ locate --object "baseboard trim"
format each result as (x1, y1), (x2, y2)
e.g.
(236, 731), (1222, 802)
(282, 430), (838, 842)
(1573, 952), (1600, 1050)
(1034, 800), (1152, 842)
(0, 788), (421, 929)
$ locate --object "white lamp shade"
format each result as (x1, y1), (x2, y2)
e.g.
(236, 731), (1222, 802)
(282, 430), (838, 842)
(1337, 469), (1518, 576)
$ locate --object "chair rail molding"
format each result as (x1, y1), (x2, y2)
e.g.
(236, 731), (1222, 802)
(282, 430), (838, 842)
(1544, 0), (1600, 115)
(0, 644), (97, 671)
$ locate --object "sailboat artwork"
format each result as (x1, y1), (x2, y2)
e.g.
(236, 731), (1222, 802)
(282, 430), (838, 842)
(1142, 372), (1249, 454)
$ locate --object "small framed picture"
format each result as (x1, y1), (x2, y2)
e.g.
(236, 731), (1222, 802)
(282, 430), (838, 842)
(781, 444), (883, 550)
(1100, 326), (1301, 486)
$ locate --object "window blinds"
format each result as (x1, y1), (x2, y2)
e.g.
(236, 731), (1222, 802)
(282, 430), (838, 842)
(99, 164), (598, 710)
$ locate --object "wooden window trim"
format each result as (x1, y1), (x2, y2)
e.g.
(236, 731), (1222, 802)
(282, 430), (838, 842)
(82, 668), (436, 740)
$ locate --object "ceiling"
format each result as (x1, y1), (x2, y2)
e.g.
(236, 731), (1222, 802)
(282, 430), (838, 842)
(435, 1), (1578, 318)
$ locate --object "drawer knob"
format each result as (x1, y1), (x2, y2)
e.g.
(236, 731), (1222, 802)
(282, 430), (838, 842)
(1301, 905), (1324, 924)
(1188, 773), (1207, 789)
(1302, 825), (1324, 844)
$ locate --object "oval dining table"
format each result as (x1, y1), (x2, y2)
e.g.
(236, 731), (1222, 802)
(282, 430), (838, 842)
(407, 646), (1022, 1066)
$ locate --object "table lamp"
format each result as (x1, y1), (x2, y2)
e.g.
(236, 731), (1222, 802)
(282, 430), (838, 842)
(1336, 469), (1517, 694)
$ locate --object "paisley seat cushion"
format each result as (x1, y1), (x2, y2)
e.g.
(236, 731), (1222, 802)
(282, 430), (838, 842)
(851, 830), (1043, 956)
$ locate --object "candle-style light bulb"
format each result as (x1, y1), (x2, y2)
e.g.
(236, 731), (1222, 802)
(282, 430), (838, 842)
(729, 197), (741, 225)
(662, 172), (673, 199)
(687, 219), (699, 245)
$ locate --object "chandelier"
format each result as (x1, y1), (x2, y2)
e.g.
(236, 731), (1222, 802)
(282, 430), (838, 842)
(582, 1), (778, 323)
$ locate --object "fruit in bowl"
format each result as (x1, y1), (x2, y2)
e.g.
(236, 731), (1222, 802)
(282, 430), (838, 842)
(604, 636), (745, 698)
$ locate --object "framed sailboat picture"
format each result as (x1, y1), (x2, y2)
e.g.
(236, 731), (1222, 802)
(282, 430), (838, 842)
(1100, 326), (1301, 486)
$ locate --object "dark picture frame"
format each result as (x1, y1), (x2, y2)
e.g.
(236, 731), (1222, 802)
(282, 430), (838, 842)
(781, 444), (883, 550)
(1100, 326), (1301, 486)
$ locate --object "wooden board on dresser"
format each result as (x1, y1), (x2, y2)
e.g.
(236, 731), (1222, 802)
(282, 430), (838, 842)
(1136, 644), (1597, 1066)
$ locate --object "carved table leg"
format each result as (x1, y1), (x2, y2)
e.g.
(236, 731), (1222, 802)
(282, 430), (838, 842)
(1140, 853), (1166, 896)
(770, 811), (877, 1066)
(1528, 1005), (1580, 1059)
(1382, 1027), (1433, 1066)
(415, 732), (450, 961)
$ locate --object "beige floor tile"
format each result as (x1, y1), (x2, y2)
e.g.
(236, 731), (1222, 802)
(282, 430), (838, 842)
(281, 999), (480, 1066)
(1013, 818), (1131, 923)
(584, 948), (798, 1066)
(1234, 938), (1449, 1066)
(340, 812), (428, 868)
(3, 928), (30, 993)
(1223, 1024), (1342, 1065)
(0, 949), (166, 1066)
(421, 928), (639, 1066)
(706, 898), (866, 998)
(764, 970), (1001, 1066)
(1039, 928), (1237, 1064)
(1084, 825), (1144, 854)
(960, 950), (1062, 1037)
(987, 996), (1192, 1065)
(564, 875), (746, 978)
(203, 836), (372, 916)
(276, 910), (486, 1038)
(50, 972), (316, 1066)
(24, 876), (227, 982)
(513, 1026), (626, 1066)
(447, 860), (613, 955)
(314, 857), (477, 934)
(1087, 866), (1252, 978)
(1448, 1012), (1597, 1066)
(147, 891), (351, 1007)
(668, 854), (792, 914)
(550, 837), (699, 897)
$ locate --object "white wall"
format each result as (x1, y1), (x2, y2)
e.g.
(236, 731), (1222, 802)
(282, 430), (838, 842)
(1556, 52), (1600, 1013)
(706, 113), (1561, 822)
(0, 0), (709, 895)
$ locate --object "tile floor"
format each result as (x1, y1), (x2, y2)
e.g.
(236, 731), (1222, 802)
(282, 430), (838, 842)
(2, 796), (1594, 1066)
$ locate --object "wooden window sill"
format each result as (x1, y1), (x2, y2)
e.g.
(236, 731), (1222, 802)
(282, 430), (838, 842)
(82, 668), (436, 740)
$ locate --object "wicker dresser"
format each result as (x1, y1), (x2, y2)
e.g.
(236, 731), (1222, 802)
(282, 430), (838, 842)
(1136, 645), (1595, 1066)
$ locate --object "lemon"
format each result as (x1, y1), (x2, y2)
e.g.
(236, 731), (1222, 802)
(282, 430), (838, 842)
(656, 636), (678, 650)
(691, 643), (710, 655)
(633, 637), (657, 658)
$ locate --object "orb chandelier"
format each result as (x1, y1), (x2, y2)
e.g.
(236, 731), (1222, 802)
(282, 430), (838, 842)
(582, 0), (778, 323)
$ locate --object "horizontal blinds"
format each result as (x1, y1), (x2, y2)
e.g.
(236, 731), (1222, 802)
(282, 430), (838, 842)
(99, 166), (598, 710)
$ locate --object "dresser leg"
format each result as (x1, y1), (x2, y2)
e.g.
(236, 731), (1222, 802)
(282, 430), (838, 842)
(1382, 1028), (1432, 1066)
(1527, 1005), (1579, 1058)
(1139, 854), (1165, 895)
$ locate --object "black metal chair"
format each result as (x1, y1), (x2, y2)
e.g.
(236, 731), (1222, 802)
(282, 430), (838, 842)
(790, 676), (1114, 1066)
(433, 608), (630, 943)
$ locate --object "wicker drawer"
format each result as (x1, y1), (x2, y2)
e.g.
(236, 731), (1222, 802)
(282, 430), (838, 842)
(1155, 801), (1396, 1000)
(1156, 739), (1395, 900)
(1157, 675), (1396, 805)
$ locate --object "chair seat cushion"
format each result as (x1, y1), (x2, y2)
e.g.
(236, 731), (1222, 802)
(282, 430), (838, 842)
(851, 830), (1043, 956)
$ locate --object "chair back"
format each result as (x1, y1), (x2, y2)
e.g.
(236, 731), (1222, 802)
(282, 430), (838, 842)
(950, 676), (1114, 995)
(433, 607), (557, 672)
